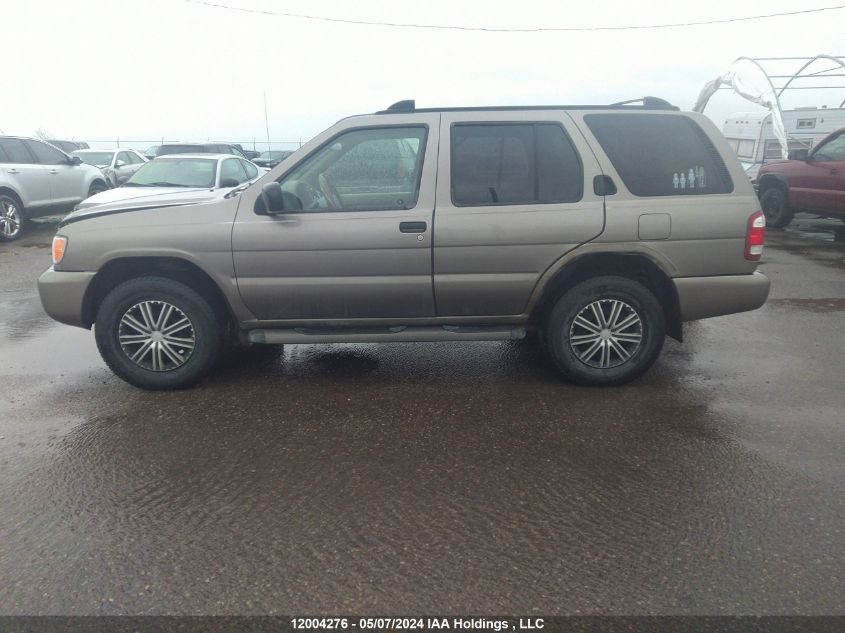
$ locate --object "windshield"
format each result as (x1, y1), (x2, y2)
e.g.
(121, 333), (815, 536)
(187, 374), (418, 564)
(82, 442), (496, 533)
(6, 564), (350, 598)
(259, 151), (289, 159)
(126, 158), (217, 188)
(143, 145), (159, 155)
(73, 151), (114, 167)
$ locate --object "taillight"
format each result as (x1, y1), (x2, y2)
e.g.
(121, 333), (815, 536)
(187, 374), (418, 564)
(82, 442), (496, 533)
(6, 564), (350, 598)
(745, 211), (766, 261)
(52, 235), (67, 265)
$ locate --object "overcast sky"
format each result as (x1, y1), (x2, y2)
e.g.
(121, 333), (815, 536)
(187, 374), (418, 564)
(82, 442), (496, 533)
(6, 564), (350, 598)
(2, 0), (843, 149)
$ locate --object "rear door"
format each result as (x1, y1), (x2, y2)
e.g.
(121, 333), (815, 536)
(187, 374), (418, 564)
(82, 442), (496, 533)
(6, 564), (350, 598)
(232, 115), (439, 321)
(0, 138), (51, 208)
(433, 112), (604, 316)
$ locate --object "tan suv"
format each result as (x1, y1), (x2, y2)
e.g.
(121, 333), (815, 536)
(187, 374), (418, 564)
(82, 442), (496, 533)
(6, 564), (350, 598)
(38, 97), (770, 390)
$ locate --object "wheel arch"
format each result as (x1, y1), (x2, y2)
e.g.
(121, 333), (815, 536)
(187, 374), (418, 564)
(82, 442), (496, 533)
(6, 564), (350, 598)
(0, 186), (25, 209)
(757, 172), (789, 196)
(82, 256), (234, 330)
(529, 250), (682, 341)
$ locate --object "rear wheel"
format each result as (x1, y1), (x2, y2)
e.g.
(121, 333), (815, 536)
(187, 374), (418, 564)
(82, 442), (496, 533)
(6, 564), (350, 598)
(0, 194), (24, 241)
(95, 276), (222, 390)
(760, 186), (794, 228)
(544, 276), (665, 386)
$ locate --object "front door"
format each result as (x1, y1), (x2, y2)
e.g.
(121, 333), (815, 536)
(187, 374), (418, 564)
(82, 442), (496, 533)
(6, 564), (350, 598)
(232, 116), (440, 322)
(0, 138), (51, 209)
(25, 139), (83, 206)
(796, 132), (845, 213)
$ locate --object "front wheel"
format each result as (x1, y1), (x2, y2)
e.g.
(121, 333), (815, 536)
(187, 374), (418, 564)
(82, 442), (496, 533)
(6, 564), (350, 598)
(95, 276), (222, 390)
(544, 276), (666, 386)
(88, 181), (108, 197)
(760, 187), (794, 228)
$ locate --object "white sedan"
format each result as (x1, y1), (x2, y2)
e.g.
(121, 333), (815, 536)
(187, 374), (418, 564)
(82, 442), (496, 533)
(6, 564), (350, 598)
(71, 148), (147, 187)
(75, 154), (263, 211)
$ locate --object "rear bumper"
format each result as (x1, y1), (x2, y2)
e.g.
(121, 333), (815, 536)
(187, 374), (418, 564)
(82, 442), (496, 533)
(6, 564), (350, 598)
(674, 272), (770, 321)
(37, 267), (95, 328)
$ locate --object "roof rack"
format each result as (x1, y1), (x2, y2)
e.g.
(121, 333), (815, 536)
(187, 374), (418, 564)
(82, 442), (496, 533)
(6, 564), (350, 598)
(375, 96), (679, 114)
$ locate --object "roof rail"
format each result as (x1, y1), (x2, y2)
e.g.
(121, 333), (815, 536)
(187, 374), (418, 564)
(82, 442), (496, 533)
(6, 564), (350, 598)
(375, 96), (679, 114)
(611, 96), (676, 109)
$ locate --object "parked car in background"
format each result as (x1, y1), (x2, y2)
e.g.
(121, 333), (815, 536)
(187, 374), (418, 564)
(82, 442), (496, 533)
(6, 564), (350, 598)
(252, 150), (293, 168)
(756, 127), (845, 227)
(0, 136), (108, 240)
(154, 143), (247, 159)
(232, 143), (260, 160)
(142, 145), (160, 161)
(46, 139), (90, 153)
(38, 98), (770, 389)
(74, 154), (262, 211)
(71, 149), (147, 188)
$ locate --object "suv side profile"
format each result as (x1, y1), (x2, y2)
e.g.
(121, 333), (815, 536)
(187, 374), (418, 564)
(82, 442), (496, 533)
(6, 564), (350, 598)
(0, 136), (108, 241)
(757, 127), (845, 227)
(38, 98), (770, 390)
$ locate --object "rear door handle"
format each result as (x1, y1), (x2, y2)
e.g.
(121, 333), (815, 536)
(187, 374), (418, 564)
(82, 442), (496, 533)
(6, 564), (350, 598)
(49, 169), (59, 174)
(831, 168), (840, 175)
(6, 169), (20, 175)
(399, 221), (427, 233)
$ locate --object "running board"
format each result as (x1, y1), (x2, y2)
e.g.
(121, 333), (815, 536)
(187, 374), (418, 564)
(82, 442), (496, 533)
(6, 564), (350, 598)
(248, 325), (526, 345)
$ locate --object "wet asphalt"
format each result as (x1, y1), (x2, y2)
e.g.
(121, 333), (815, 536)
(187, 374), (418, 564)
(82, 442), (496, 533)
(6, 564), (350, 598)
(0, 216), (843, 616)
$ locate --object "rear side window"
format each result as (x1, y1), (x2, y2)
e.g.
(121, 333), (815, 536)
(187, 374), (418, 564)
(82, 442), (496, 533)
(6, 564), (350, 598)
(584, 113), (732, 196)
(451, 123), (583, 206)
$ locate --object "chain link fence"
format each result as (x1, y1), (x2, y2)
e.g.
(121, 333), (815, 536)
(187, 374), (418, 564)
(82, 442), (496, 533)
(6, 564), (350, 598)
(83, 138), (307, 153)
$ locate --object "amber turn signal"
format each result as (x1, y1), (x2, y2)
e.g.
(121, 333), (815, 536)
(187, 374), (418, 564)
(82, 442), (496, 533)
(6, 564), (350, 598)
(52, 235), (68, 265)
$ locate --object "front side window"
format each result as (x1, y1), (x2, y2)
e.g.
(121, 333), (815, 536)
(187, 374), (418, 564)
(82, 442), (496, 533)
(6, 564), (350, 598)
(241, 160), (258, 179)
(117, 151), (132, 165)
(220, 158), (248, 184)
(278, 126), (427, 211)
(26, 140), (67, 165)
(0, 138), (35, 164)
(451, 123), (583, 206)
(585, 113), (733, 196)
(812, 133), (845, 161)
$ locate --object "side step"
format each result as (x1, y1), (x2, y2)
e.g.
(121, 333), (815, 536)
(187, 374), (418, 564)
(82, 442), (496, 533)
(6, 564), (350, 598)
(248, 325), (526, 345)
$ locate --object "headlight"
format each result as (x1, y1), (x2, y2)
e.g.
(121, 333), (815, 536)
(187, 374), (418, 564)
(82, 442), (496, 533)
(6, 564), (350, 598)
(52, 235), (68, 265)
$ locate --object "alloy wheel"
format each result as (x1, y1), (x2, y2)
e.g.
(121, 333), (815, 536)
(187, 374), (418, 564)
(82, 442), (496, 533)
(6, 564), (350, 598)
(118, 300), (196, 371)
(568, 299), (643, 369)
(0, 199), (22, 240)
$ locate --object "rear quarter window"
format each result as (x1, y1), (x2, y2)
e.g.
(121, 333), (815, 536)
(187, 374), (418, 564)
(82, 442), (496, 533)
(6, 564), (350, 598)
(585, 113), (733, 196)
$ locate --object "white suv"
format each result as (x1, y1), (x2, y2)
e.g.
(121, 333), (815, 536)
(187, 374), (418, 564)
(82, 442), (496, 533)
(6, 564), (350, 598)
(0, 136), (108, 241)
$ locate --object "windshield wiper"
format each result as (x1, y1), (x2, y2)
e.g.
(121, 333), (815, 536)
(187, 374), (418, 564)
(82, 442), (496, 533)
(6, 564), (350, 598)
(146, 182), (196, 188)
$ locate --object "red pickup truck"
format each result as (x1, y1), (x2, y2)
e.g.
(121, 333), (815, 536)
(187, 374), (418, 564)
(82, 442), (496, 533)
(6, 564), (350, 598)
(757, 127), (845, 227)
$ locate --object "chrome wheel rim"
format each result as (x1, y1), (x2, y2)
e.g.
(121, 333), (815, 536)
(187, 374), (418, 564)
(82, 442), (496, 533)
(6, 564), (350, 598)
(0, 200), (22, 239)
(118, 300), (195, 371)
(569, 299), (643, 369)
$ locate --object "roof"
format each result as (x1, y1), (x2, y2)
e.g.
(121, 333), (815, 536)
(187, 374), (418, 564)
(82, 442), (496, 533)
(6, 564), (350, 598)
(153, 153), (231, 160)
(375, 97), (679, 114)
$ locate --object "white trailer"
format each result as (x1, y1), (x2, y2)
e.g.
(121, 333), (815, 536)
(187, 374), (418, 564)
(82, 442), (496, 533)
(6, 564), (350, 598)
(722, 107), (845, 182)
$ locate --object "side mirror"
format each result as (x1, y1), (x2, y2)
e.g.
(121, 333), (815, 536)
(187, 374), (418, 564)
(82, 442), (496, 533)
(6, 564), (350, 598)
(259, 181), (285, 214)
(115, 160), (127, 168)
(219, 177), (240, 188)
(69, 156), (83, 166)
(788, 149), (809, 161)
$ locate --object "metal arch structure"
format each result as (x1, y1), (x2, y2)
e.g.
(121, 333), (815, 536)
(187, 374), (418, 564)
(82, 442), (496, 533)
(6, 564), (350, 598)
(693, 54), (845, 158)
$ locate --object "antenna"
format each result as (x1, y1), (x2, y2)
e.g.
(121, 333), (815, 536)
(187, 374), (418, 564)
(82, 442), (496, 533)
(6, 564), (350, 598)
(263, 91), (271, 151)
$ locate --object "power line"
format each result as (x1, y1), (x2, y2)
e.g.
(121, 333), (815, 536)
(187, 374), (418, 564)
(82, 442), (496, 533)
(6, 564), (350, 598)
(184, 0), (845, 32)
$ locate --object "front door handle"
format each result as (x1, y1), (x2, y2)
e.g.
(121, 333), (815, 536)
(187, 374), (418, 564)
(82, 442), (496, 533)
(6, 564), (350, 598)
(6, 169), (20, 175)
(49, 169), (59, 174)
(399, 221), (427, 233)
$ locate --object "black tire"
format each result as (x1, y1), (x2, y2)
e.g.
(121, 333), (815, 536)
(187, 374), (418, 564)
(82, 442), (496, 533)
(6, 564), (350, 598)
(543, 276), (666, 386)
(760, 186), (794, 228)
(95, 276), (222, 390)
(88, 181), (108, 197)
(0, 193), (25, 242)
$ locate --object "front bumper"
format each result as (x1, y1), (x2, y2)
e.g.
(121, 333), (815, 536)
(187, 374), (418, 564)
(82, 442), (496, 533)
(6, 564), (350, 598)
(37, 267), (96, 328)
(674, 272), (770, 322)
